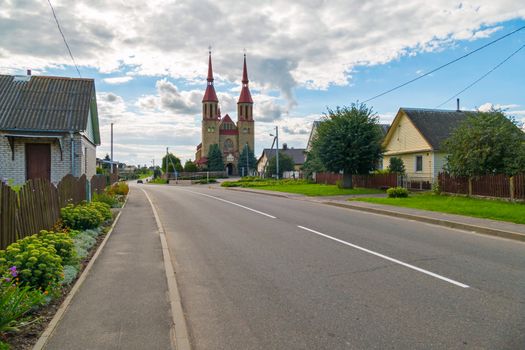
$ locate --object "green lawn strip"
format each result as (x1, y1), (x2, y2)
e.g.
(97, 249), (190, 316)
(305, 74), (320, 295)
(353, 194), (525, 224)
(249, 184), (384, 196)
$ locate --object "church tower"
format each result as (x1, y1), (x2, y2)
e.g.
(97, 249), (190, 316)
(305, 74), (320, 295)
(236, 53), (254, 156)
(201, 50), (220, 159)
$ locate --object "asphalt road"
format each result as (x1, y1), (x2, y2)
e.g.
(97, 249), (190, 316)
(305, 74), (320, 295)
(142, 184), (525, 350)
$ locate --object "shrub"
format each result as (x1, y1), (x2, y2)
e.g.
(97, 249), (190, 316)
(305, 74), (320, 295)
(73, 229), (100, 259)
(60, 265), (79, 285)
(61, 204), (104, 230)
(108, 182), (129, 196)
(387, 187), (409, 198)
(149, 178), (167, 184)
(0, 270), (46, 334)
(37, 231), (78, 266)
(93, 192), (118, 208)
(89, 202), (112, 221)
(0, 236), (63, 291)
(220, 181), (241, 187)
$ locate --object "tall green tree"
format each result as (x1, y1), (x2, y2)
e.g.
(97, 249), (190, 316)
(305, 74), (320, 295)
(443, 109), (525, 176)
(303, 150), (325, 179)
(162, 153), (183, 173)
(311, 103), (384, 188)
(267, 152), (294, 178)
(184, 160), (198, 172)
(207, 144), (224, 171)
(238, 145), (257, 176)
(387, 157), (405, 174)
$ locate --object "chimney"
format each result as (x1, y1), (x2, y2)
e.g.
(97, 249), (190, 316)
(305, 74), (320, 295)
(27, 69), (31, 76)
(282, 143), (288, 150)
(456, 98), (460, 112)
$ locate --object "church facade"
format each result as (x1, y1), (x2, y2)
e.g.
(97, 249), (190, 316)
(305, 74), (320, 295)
(195, 52), (254, 175)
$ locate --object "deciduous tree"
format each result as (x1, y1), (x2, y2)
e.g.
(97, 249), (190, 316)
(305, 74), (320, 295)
(311, 103), (384, 188)
(444, 109), (525, 176)
(267, 152), (294, 178)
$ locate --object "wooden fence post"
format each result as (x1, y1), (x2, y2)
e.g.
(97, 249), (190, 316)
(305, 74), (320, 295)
(510, 176), (515, 201)
(468, 177), (472, 196)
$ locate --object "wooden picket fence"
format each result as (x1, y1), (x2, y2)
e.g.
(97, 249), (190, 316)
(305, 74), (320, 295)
(315, 172), (398, 189)
(438, 173), (525, 200)
(353, 173), (398, 189)
(0, 174), (119, 249)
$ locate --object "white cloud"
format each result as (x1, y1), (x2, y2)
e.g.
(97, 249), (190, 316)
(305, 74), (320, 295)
(102, 76), (133, 84)
(1, 1), (524, 104)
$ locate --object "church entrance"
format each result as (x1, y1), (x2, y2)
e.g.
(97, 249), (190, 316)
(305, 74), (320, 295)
(226, 163), (234, 176)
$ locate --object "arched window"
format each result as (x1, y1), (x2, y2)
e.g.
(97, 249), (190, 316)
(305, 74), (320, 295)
(204, 104), (207, 117)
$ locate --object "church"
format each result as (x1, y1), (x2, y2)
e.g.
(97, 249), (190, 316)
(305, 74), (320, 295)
(195, 51), (255, 175)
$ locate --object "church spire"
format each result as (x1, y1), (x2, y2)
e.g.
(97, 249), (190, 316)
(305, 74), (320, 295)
(238, 53), (253, 104)
(203, 50), (218, 102)
(207, 50), (214, 83)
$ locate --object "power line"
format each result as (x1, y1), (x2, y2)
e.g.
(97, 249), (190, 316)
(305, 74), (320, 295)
(47, 0), (81, 78)
(362, 25), (525, 103)
(436, 44), (525, 108)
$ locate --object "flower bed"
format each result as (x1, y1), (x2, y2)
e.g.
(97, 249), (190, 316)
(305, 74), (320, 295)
(0, 183), (128, 349)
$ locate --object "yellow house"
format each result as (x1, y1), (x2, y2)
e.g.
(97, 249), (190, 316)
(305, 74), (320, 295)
(382, 108), (468, 182)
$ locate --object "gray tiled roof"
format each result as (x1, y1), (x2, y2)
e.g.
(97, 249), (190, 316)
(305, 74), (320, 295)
(262, 148), (306, 165)
(401, 108), (469, 150)
(0, 75), (96, 133)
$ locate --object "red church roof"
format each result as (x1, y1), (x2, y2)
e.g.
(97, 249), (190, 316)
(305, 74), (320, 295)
(203, 51), (218, 102)
(221, 114), (234, 123)
(238, 54), (253, 104)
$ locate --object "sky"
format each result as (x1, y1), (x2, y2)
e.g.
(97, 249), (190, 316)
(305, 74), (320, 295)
(1, 0), (524, 167)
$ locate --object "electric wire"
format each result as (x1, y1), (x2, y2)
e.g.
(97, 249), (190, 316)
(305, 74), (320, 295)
(47, 0), (81, 77)
(362, 25), (525, 103)
(435, 43), (525, 108)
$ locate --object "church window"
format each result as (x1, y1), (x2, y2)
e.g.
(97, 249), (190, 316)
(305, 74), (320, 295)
(204, 104), (207, 116)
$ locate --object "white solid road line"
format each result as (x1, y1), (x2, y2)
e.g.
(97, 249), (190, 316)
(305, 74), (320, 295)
(180, 189), (277, 219)
(297, 225), (470, 289)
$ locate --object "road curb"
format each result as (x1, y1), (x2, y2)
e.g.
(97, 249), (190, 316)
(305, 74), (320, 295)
(225, 187), (289, 198)
(324, 202), (525, 242)
(33, 196), (128, 350)
(141, 188), (192, 350)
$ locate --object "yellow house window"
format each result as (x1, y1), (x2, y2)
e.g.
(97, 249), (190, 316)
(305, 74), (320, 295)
(415, 155), (423, 172)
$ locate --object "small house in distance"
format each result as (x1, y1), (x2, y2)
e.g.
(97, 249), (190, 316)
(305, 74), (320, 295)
(0, 73), (101, 185)
(256, 143), (306, 177)
(382, 107), (468, 182)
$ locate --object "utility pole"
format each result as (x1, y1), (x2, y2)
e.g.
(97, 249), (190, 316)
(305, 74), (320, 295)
(275, 126), (279, 180)
(110, 122), (114, 174)
(165, 147), (169, 180)
(245, 142), (249, 176)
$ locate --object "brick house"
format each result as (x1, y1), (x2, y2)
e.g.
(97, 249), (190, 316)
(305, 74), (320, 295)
(0, 73), (101, 185)
(195, 51), (255, 176)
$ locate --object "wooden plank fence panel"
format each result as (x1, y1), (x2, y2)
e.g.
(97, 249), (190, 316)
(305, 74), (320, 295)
(514, 174), (525, 200)
(439, 173), (468, 194)
(353, 174), (398, 189)
(471, 174), (509, 198)
(315, 172), (342, 185)
(0, 183), (19, 249)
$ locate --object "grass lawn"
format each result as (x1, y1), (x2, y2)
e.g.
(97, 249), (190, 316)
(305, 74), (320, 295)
(353, 194), (525, 224)
(249, 183), (384, 196)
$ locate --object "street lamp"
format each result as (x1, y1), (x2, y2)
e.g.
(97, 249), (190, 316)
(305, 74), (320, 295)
(244, 142), (249, 176)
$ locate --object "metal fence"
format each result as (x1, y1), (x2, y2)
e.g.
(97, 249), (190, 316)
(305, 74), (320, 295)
(0, 174), (119, 249)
